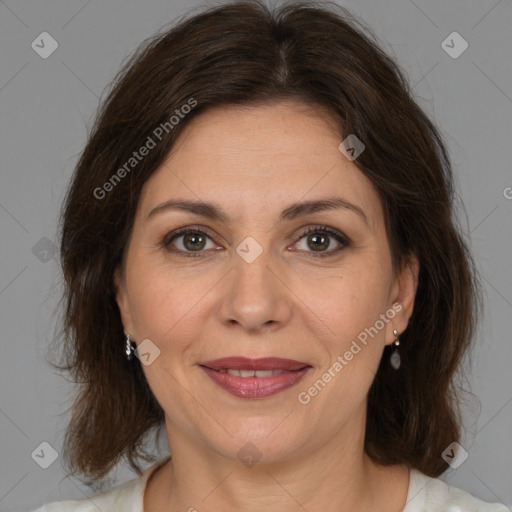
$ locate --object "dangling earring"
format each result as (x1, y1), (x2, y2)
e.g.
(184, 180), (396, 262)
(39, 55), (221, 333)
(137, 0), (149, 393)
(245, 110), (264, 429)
(125, 334), (136, 361)
(390, 329), (401, 370)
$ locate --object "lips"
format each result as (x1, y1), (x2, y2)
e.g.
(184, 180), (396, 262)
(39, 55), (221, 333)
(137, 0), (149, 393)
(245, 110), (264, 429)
(198, 356), (312, 399)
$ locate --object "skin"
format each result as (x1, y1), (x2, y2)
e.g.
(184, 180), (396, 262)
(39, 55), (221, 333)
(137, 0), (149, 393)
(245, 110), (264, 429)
(114, 100), (419, 512)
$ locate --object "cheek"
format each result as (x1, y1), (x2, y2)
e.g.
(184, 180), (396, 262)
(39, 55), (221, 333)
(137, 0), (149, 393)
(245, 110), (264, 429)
(298, 263), (389, 341)
(127, 260), (215, 348)
(125, 258), (177, 336)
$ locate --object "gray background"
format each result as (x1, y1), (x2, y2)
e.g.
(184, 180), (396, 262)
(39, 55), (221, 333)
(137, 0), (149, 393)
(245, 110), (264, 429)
(1, 0), (511, 510)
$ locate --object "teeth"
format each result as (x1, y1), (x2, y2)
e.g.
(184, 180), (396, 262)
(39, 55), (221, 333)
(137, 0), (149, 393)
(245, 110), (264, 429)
(221, 369), (285, 377)
(254, 370), (274, 377)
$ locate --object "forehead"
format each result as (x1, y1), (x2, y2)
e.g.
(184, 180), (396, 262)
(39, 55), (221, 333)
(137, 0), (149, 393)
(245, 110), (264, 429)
(138, 102), (381, 231)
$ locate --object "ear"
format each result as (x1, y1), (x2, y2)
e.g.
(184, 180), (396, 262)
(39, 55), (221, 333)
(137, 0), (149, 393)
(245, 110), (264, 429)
(385, 253), (420, 345)
(113, 266), (134, 336)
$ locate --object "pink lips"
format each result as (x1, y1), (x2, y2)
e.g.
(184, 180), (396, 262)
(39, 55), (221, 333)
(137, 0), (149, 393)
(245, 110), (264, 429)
(198, 356), (312, 399)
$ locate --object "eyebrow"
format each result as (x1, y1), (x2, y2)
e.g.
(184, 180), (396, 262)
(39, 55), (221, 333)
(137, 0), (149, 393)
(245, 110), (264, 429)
(147, 197), (369, 228)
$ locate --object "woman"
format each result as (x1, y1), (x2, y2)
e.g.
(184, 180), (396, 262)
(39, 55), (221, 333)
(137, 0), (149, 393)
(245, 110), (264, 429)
(31, 1), (508, 511)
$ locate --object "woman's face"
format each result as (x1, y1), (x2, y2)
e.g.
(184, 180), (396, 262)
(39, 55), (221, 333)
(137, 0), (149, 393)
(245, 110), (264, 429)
(115, 101), (418, 464)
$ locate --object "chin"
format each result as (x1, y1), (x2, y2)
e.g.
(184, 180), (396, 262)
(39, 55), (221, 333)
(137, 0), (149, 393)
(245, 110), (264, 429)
(210, 421), (307, 465)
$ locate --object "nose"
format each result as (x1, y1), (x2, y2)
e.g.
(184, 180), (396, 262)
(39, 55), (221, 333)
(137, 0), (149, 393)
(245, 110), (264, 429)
(217, 246), (293, 334)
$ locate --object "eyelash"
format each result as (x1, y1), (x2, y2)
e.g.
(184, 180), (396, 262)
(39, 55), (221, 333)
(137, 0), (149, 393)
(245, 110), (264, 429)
(160, 225), (351, 260)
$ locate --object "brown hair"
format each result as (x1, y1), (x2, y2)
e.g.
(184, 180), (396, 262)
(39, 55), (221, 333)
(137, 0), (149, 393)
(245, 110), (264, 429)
(50, 0), (482, 486)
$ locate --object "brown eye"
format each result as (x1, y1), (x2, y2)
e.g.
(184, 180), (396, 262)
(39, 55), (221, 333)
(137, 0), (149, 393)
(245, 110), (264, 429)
(162, 228), (216, 257)
(293, 226), (350, 259)
(305, 232), (330, 251)
(181, 232), (207, 251)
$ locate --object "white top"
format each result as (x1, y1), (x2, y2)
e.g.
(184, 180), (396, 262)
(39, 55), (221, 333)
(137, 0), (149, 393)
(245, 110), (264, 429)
(30, 455), (509, 511)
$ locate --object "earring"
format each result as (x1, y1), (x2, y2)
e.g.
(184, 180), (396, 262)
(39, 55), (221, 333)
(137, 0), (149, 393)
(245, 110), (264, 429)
(390, 329), (401, 370)
(125, 334), (136, 361)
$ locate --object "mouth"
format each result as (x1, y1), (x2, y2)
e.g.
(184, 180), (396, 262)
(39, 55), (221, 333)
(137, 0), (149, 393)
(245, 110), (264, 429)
(198, 356), (312, 399)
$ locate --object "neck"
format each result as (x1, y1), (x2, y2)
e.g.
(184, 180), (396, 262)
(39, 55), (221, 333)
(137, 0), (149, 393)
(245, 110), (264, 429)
(145, 409), (409, 512)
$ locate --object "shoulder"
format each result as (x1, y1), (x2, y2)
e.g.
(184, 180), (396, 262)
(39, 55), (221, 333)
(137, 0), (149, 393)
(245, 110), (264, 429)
(404, 468), (510, 512)
(29, 455), (172, 512)
(28, 478), (140, 512)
